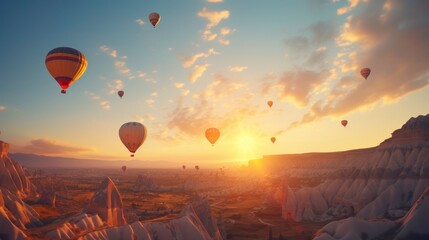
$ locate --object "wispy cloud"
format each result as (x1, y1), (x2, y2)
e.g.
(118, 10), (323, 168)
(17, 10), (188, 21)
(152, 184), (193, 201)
(136, 18), (145, 26)
(207, 0), (223, 2)
(229, 66), (248, 72)
(0, 105), (5, 111)
(198, 8), (233, 44)
(182, 48), (219, 68)
(107, 79), (123, 94)
(99, 45), (138, 80)
(86, 91), (111, 110)
(145, 99), (155, 107)
(99, 45), (117, 58)
(337, 0), (362, 15)
(175, 82), (185, 88)
(189, 64), (210, 83)
(198, 8), (230, 29)
(16, 138), (92, 155)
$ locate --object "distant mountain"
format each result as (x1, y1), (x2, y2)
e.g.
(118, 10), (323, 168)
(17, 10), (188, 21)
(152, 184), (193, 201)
(8, 153), (177, 169)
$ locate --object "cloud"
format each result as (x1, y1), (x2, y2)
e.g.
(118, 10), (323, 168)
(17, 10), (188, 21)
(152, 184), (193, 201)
(136, 18), (145, 26)
(99, 45), (117, 58)
(218, 39), (230, 45)
(337, 0), (362, 15)
(145, 99), (155, 107)
(150, 92), (158, 97)
(264, 69), (330, 107)
(207, 0), (223, 2)
(189, 64), (209, 83)
(291, 0), (429, 128)
(198, 8), (230, 29)
(86, 92), (110, 110)
(0, 105), (5, 111)
(309, 21), (338, 45)
(229, 66), (248, 72)
(107, 79), (123, 94)
(100, 101), (110, 110)
(175, 82), (185, 88)
(182, 48), (219, 68)
(165, 74), (258, 140)
(284, 36), (310, 55)
(137, 71), (146, 78)
(16, 139), (92, 155)
(100, 45), (135, 79)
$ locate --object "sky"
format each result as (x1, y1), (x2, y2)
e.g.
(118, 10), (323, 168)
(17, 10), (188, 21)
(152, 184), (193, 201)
(0, 0), (428, 167)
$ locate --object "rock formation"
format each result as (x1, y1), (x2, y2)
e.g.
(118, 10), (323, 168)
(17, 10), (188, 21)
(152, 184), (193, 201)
(313, 185), (429, 240)
(280, 114), (429, 222)
(0, 141), (37, 199)
(85, 177), (127, 226)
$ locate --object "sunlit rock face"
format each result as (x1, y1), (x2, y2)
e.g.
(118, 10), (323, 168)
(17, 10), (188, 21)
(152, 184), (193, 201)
(279, 114), (429, 222)
(313, 185), (429, 240)
(84, 177), (127, 227)
(79, 196), (223, 240)
(0, 141), (37, 199)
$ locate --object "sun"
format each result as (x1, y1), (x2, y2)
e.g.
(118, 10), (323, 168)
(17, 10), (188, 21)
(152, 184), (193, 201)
(237, 134), (255, 151)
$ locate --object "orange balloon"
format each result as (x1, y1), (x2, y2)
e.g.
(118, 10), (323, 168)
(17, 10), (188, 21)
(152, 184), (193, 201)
(267, 101), (273, 108)
(341, 120), (348, 127)
(205, 128), (220, 146)
(271, 137), (276, 143)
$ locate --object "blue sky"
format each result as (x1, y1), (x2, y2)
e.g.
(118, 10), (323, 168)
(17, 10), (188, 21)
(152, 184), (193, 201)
(1, 0), (428, 167)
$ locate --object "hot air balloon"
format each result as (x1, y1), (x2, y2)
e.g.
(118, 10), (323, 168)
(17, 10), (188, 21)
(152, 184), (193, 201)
(118, 90), (124, 98)
(267, 101), (273, 108)
(119, 122), (147, 157)
(121, 165), (127, 173)
(360, 68), (371, 80)
(195, 165), (200, 171)
(45, 47), (88, 94)
(148, 12), (160, 27)
(182, 165), (186, 170)
(205, 128), (220, 146)
(341, 120), (348, 127)
(271, 137), (276, 143)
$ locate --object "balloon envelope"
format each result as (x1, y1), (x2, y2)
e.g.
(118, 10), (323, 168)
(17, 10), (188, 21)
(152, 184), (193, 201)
(118, 90), (124, 98)
(119, 122), (147, 157)
(271, 137), (276, 143)
(182, 165), (186, 170)
(267, 101), (273, 108)
(121, 166), (127, 172)
(205, 128), (220, 146)
(341, 120), (348, 127)
(148, 12), (160, 27)
(45, 47), (88, 94)
(360, 68), (371, 80)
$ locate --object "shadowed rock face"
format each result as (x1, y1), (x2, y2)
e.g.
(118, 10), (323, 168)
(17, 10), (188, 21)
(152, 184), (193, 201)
(313, 185), (429, 240)
(277, 114), (429, 222)
(85, 177), (127, 227)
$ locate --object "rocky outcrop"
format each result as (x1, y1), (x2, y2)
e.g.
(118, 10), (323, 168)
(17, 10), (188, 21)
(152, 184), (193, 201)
(2, 188), (42, 228)
(85, 177), (127, 227)
(80, 201), (222, 240)
(0, 207), (27, 240)
(313, 185), (429, 240)
(281, 115), (429, 222)
(0, 141), (37, 199)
